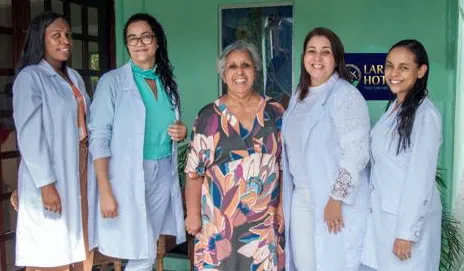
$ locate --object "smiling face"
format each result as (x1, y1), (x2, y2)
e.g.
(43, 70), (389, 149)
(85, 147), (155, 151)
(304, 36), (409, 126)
(44, 18), (72, 69)
(223, 49), (256, 97)
(385, 46), (427, 102)
(303, 35), (336, 87)
(126, 20), (157, 68)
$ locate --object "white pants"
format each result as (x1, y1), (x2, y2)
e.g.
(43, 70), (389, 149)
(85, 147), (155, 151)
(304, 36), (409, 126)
(290, 187), (316, 271)
(125, 158), (173, 271)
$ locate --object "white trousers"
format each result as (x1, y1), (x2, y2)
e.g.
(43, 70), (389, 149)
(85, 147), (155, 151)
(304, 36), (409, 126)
(125, 158), (173, 271)
(290, 187), (316, 271)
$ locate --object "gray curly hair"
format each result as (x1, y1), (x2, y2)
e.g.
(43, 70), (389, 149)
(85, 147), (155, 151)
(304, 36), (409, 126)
(216, 40), (262, 79)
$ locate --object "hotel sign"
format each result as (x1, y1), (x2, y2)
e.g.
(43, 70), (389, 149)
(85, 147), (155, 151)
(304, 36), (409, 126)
(345, 53), (390, 100)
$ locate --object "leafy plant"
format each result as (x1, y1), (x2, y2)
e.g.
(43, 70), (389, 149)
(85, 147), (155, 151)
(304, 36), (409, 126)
(177, 142), (189, 188)
(437, 170), (464, 270)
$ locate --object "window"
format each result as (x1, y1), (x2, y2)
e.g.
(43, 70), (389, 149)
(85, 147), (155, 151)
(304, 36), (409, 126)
(220, 3), (293, 108)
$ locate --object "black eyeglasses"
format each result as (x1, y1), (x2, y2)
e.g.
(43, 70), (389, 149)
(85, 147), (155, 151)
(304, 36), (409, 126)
(126, 33), (155, 46)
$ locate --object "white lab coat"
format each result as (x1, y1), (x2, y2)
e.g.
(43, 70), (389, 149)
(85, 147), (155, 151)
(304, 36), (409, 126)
(362, 98), (442, 270)
(88, 62), (186, 259)
(13, 60), (90, 267)
(281, 73), (371, 270)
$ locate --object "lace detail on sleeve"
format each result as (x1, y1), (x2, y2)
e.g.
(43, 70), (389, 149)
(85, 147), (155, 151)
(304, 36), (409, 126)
(331, 168), (354, 200)
(329, 85), (370, 202)
(332, 87), (371, 172)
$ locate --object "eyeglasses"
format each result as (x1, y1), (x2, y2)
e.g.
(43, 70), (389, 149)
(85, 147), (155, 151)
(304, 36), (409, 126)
(126, 33), (155, 46)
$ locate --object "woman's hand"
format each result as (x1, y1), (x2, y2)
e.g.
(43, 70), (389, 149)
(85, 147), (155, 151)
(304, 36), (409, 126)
(41, 183), (62, 214)
(323, 197), (344, 234)
(100, 189), (118, 218)
(185, 214), (202, 236)
(168, 121), (187, 142)
(277, 202), (285, 233)
(393, 238), (412, 261)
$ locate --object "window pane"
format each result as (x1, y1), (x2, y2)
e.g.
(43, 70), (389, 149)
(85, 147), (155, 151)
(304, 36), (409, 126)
(88, 7), (98, 36)
(70, 3), (82, 34)
(51, 0), (63, 15)
(221, 6), (293, 105)
(0, 0), (12, 27)
(30, 0), (44, 20)
(89, 42), (99, 71)
(0, 34), (13, 68)
(0, 76), (14, 133)
(89, 76), (99, 96)
(71, 39), (83, 69)
(82, 76), (92, 97)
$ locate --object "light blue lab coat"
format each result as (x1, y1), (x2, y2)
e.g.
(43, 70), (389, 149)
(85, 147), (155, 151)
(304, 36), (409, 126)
(88, 62), (186, 259)
(13, 60), (90, 267)
(362, 98), (442, 270)
(281, 73), (371, 271)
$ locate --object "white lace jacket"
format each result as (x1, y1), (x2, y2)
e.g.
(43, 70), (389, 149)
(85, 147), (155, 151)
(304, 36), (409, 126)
(282, 72), (371, 271)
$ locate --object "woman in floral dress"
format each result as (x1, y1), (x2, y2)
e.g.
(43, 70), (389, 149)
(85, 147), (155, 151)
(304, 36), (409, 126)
(184, 40), (285, 271)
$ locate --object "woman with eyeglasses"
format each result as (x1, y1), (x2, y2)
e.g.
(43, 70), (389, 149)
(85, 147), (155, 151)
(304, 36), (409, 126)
(88, 13), (186, 270)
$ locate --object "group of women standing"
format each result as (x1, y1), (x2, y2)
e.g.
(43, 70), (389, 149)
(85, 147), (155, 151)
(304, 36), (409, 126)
(14, 12), (185, 271)
(12, 10), (442, 271)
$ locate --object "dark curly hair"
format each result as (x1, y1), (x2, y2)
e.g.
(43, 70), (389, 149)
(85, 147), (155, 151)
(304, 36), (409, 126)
(386, 39), (429, 154)
(297, 27), (352, 101)
(16, 11), (67, 74)
(124, 13), (180, 109)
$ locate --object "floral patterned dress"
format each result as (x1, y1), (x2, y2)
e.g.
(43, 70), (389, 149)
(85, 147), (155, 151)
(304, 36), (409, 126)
(185, 96), (285, 271)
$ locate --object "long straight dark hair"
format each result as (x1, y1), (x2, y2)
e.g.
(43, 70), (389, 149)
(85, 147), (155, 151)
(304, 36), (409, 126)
(297, 27), (352, 101)
(386, 39), (429, 154)
(16, 11), (67, 74)
(124, 13), (180, 109)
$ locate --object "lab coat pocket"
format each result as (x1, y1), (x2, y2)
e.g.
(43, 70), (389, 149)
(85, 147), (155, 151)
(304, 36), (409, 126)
(380, 197), (399, 215)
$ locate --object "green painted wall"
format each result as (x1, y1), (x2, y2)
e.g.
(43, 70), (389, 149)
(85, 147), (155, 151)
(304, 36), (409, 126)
(114, 0), (459, 205)
(454, 0), (464, 208)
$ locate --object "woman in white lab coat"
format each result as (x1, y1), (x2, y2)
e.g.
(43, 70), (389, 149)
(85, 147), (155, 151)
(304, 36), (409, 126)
(13, 11), (94, 271)
(88, 13), (186, 270)
(362, 40), (442, 270)
(281, 27), (371, 271)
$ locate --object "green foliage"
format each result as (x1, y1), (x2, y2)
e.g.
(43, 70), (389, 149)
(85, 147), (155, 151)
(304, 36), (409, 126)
(437, 170), (464, 270)
(177, 142), (189, 188)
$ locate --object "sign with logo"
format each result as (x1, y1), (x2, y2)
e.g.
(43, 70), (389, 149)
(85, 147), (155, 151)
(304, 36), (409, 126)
(345, 53), (390, 100)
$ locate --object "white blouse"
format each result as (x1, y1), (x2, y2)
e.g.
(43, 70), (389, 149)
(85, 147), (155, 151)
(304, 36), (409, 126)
(285, 85), (325, 189)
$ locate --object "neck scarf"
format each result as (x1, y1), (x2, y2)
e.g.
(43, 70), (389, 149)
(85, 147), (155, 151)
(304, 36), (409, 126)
(131, 61), (159, 81)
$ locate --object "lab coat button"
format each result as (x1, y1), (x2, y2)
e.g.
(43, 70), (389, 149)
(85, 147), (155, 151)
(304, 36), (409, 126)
(415, 231), (420, 237)
(423, 200), (428, 206)
(419, 216), (424, 221)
